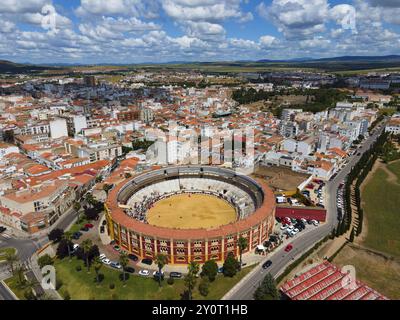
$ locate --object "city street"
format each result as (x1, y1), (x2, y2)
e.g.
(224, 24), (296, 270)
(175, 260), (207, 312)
(224, 122), (386, 300)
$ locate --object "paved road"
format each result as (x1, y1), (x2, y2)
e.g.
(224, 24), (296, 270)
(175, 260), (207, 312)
(0, 281), (15, 300)
(225, 122), (386, 300)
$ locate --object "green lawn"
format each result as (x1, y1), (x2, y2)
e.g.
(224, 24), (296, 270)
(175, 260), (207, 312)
(68, 216), (89, 234)
(0, 247), (16, 262)
(55, 257), (254, 300)
(4, 275), (28, 300)
(362, 162), (400, 257)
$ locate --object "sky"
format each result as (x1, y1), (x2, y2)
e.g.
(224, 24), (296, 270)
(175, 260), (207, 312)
(1, 0), (400, 64)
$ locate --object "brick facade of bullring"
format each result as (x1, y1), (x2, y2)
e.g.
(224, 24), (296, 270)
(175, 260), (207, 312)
(105, 166), (276, 264)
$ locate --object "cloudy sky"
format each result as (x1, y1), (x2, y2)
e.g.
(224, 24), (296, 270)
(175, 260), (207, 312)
(1, 0), (400, 64)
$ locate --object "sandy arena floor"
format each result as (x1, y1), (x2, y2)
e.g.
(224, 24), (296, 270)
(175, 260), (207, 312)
(146, 194), (237, 229)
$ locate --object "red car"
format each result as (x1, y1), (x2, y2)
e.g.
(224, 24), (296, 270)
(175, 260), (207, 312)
(84, 223), (94, 229)
(285, 244), (293, 252)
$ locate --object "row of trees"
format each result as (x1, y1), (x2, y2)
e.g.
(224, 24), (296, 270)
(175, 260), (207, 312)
(336, 131), (388, 238)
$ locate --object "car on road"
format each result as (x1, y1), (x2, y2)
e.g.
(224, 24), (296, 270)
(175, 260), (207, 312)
(141, 258), (153, 265)
(128, 254), (139, 262)
(102, 258), (111, 265)
(110, 261), (122, 269)
(102, 220), (107, 226)
(100, 226), (105, 233)
(285, 244), (293, 252)
(124, 267), (135, 274)
(262, 260), (272, 269)
(169, 272), (182, 278)
(138, 269), (150, 276)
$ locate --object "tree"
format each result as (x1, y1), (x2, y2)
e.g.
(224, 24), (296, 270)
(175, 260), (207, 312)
(184, 262), (200, 300)
(103, 184), (113, 195)
(37, 254), (53, 269)
(81, 239), (93, 272)
(95, 176), (103, 183)
(223, 252), (240, 277)
(198, 279), (210, 297)
(201, 260), (218, 282)
(155, 254), (168, 287)
(62, 231), (73, 261)
(5, 251), (19, 275)
(15, 263), (26, 285)
(48, 228), (64, 243)
(93, 257), (103, 285)
(119, 252), (129, 286)
(56, 239), (73, 259)
(237, 236), (248, 271)
(349, 227), (355, 243)
(73, 202), (81, 221)
(254, 273), (280, 300)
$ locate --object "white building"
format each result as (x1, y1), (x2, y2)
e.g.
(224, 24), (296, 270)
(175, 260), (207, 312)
(50, 118), (68, 139)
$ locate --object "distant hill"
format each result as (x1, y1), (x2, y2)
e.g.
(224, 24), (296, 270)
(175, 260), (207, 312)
(0, 60), (56, 73)
(257, 55), (400, 63)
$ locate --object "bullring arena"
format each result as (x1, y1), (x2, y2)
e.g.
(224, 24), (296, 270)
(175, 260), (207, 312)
(105, 166), (276, 264)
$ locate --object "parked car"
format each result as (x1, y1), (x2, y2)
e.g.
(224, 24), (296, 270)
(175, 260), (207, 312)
(311, 220), (320, 226)
(80, 226), (89, 232)
(0, 226), (7, 233)
(72, 232), (82, 239)
(218, 267), (224, 273)
(124, 267), (135, 274)
(280, 225), (287, 230)
(73, 244), (80, 251)
(169, 272), (182, 279)
(262, 260), (272, 269)
(84, 223), (94, 229)
(138, 269), (150, 276)
(141, 258), (153, 265)
(99, 253), (106, 260)
(102, 258), (111, 265)
(285, 244), (293, 252)
(128, 254), (139, 262)
(110, 261), (122, 269)
(153, 271), (165, 279)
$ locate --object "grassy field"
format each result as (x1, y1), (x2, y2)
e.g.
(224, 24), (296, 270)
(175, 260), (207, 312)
(4, 275), (28, 300)
(333, 245), (400, 299)
(0, 247), (16, 262)
(55, 257), (254, 300)
(147, 194), (236, 229)
(361, 161), (400, 257)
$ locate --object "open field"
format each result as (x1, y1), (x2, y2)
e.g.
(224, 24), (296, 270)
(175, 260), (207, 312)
(147, 194), (236, 229)
(54, 257), (254, 300)
(333, 244), (400, 299)
(253, 165), (309, 192)
(361, 160), (400, 257)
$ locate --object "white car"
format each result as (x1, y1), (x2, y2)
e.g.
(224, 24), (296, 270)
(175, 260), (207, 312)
(300, 218), (307, 224)
(280, 225), (287, 230)
(73, 244), (79, 251)
(287, 225), (294, 231)
(99, 253), (106, 260)
(139, 269), (150, 276)
(311, 220), (320, 226)
(293, 228), (299, 233)
(102, 258), (111, 265)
